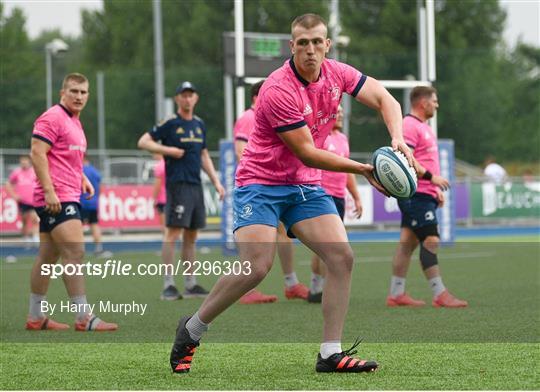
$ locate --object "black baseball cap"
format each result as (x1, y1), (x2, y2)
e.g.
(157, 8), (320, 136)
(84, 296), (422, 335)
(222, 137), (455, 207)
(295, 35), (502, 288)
(175, 81), (197, 95)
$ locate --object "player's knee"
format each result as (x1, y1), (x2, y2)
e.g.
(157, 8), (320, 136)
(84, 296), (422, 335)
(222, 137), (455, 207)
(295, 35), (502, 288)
(248, 261), (272, 282)
(419, 243), (438, 270)
(328, 246), (354, 273)
(60, 245), (85, 262)
(423, 235), (439, 252)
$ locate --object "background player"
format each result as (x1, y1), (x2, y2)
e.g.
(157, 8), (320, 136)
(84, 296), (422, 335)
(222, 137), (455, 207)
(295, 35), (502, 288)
(5, 155), (39, 245)
(386, 86), (467, 308)
(308, 106), (363, 303)
(234, 80), (308, 304)
(80, 156), (111, 257)
(138, 81), (225, 301)
(27, 72), (117, 331)
(170, 14), (413, 374)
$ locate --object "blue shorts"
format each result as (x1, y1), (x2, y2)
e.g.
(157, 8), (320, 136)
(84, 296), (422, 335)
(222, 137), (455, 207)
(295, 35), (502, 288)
(233, 184), (339, 237)
(398, 193), (438, 229)
(35, 202), (82, 233)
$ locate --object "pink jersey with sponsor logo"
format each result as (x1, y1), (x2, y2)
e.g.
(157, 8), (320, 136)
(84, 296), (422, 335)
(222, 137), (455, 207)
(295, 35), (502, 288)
(8, 167), (36, 206)
(32, 104), (87, 206)
(233, 107), (255, 142)
(153, 159), (167, 204)
(236, 58), (365, 186)
(403, 114), (440, 198)
(321, 131), (350, 198)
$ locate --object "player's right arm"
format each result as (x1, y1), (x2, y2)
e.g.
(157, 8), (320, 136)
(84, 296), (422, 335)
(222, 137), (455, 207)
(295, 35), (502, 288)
(278, 127), (388, 195)
(137, 133), (185, 159)
(30, 138), (61, 214)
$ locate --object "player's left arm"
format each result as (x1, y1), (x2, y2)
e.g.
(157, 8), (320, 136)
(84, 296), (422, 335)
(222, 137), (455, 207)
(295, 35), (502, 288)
(409, 150), (450, 191)
(346, 173), (363, 218)
(201, 148), (225, 200)
(354, 77), (413, 165)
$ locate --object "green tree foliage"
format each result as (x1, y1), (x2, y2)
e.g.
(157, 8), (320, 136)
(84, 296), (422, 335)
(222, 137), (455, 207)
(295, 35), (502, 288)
(0, 5), (42, 149)
(1, 0), (538, 164)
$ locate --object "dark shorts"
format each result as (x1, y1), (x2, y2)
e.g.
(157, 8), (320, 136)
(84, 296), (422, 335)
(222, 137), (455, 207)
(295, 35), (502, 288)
(18, 202), (34, 214)
(331, 196), (345, 221)
(81, 208), (98, 224)
(165, 182), (206, 229)
(155, 203), (166, 214)
(35, 202), (82, 233)
(398, 193), (438, 229)
(233, 184), (339, 238)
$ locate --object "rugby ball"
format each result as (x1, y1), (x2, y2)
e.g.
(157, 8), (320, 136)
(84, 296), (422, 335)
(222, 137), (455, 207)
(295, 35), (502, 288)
(372, 146), (417, 199)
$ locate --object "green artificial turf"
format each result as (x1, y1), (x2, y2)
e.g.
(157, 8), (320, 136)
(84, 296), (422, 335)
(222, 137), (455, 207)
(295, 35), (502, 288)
(1, 238), (538, 389)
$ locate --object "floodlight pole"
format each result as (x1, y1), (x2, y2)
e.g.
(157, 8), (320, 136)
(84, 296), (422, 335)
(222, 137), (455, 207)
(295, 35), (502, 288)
(45, 39), (69, 109)
(153, 0), (165, 122)
(234, 0), (246, 119)
(97, 71), (106, 166)
(45, 50), (53, 109)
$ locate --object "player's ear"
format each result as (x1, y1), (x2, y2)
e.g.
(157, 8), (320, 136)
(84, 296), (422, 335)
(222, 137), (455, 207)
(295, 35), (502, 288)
(289, 39), (295, 54)
(326, 38), (331, 53)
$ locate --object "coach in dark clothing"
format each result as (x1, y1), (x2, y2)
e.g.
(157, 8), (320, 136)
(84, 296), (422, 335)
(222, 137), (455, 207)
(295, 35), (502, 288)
(138, 81), (225, 300)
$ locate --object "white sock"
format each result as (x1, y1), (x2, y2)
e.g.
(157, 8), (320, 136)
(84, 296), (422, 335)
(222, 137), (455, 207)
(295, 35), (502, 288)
(32, 234), (39, 242)
(310, 273), (324, 294)
(390, 276), (406, 297)
(429, 276), (446, 297)
(185, 311), (209, 341)
(284, 272), (299, 288)
(95, 242), (103, 253)
(184, 275), (196, 290)
(320, 341), (342, 359)
(70, 295), (90, 320)
(29, 293), (46, 319)
(163, 274), (175, 289)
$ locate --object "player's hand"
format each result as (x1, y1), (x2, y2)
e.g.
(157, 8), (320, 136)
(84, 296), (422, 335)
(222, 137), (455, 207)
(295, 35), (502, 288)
(352, 196), (363, 218)
(44, 189), (61, 214)
(431, 175), (450, 191)
(436, 188), (445, 207)
(82, 177), (95, 199)
(360, 164), (390, 197)
(166, 147), (185, 159)
(215, 182), (226, 201)
(391, 138), (414, 167)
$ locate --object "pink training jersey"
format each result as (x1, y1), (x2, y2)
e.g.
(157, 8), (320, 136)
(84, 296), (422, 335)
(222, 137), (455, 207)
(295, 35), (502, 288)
(32, 104), (87, 206)
(153, 159), (167, 204)
(8, 167), (36, 206)
(321, 131), (350, 198)
(403, 114), (440, 198)
(233, 107), (255, 143)
(236, 58), (365, 186)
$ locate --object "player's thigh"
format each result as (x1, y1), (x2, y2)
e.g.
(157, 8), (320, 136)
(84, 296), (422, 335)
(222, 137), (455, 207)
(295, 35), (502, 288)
(50, 219), (85, 261)
(292, 214), (353, 265)
(235, 224), (278, 274)
(37, 232), (61, 263)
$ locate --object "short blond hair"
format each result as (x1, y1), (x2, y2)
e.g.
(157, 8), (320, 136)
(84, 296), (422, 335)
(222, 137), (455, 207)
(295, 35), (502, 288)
(291, 14), (327, 38)
(62, 73), (88, 89)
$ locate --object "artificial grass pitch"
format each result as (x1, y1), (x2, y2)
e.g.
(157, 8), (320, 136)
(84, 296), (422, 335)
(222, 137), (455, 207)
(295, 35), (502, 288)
(1, 238), (538, 389)
(1, 343), (538, 390)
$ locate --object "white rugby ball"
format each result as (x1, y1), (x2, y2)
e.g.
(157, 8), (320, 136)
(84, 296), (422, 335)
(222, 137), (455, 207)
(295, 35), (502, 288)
(372, 146), (417, 199)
